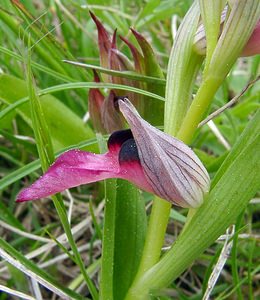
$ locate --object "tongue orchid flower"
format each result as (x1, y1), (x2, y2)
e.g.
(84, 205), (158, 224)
(17, 98), (210, 208)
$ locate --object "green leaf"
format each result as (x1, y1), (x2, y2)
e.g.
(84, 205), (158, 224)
(165, 0), (202, 135)
(25, 49), (98, 299)
(0, 46), (75, 83)
(62, 60), (166, 85)
(101, 180), (147, 300)
(113, 180), (147, 300)
(0, 74), (94, 151)
(0, 5), (89, 81)
(212, 109), (260, 187)
(136, 1), (191, 29)
(0, 76), (165, 133)
(27, 43), (55, 170)
(100, 178), (117, 300)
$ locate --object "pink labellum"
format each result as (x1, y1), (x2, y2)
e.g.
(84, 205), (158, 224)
(17, 130), (152, 202)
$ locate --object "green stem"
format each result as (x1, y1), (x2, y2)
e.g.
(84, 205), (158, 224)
(132, 198), (171, 281)
(125, 76), (223, 300)
(177, 77), (221, 144)
(182, 207), (197, 233)
(126, 3), (203, 294)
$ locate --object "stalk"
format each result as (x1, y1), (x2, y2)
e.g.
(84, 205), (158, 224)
(129, 0), (201, 284)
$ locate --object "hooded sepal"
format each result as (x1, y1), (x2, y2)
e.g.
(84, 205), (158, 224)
(118, 97), (210, 208)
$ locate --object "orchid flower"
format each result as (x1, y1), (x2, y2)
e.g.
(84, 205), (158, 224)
(88, 12), (164, 133)
(17, 98), (210, 208)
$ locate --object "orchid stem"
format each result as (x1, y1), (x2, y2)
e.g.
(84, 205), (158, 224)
(177, 77), (221, 144)
(182, 208), (197, 232)
(133, 198), (171, 280)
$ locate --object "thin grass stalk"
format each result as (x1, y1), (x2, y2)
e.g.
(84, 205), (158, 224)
(231, 213), (244, 300)
(26, 41), (98, 299)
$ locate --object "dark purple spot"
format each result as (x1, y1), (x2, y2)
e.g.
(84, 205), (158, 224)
(108, 129), (133, 149)
(119, 138), (140, 163)
(114, 96), (128, 110)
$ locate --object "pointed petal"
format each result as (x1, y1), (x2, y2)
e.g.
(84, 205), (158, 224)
(130, 28), (164, 125)
(131, 28), (164, 78)
(109, 33), (144, 111)
(90, 11), (112, 69)
(16, 149), (120, 202)
(109, 31), (134, 73)
(118, 98), (210, 208)
(109, 30), (121, 72)
(120, 35), (145, 73)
